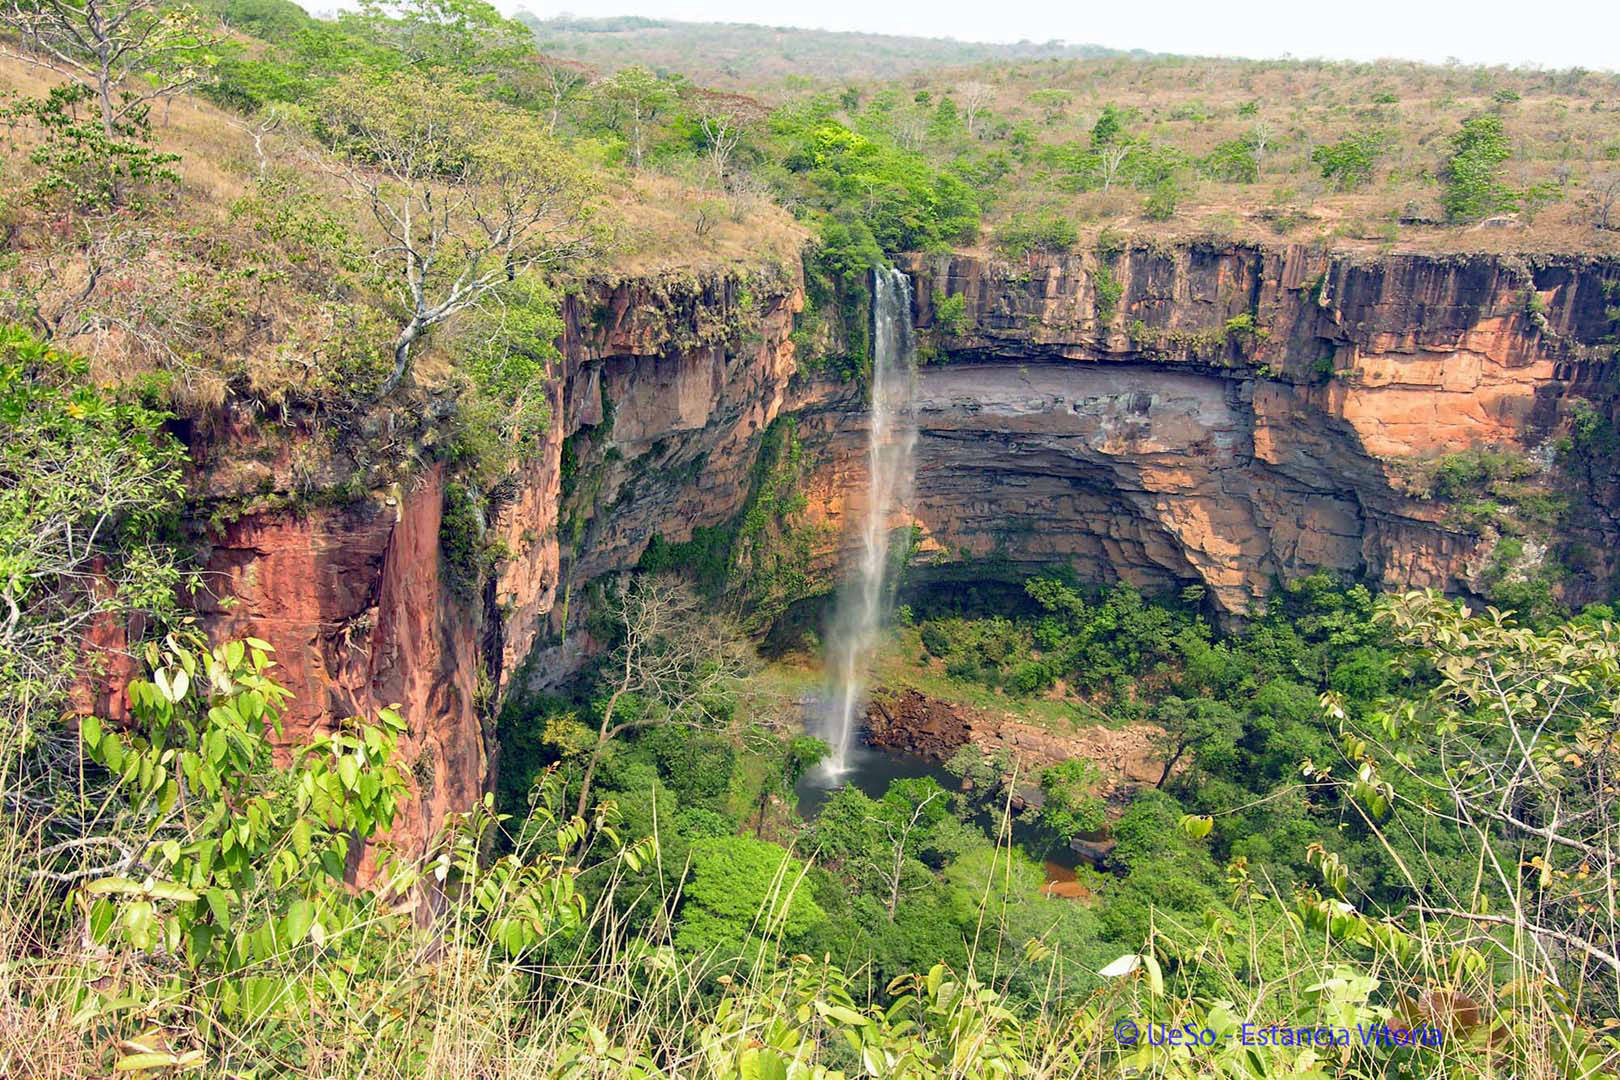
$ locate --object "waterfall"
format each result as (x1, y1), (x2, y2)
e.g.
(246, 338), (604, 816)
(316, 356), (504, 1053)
(815, 267), (919, 783)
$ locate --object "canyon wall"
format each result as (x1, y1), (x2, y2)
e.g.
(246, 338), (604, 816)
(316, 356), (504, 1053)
(797, 247), (1620, 615)
(166, 241), (1619, 859)
(182, 263), (804, 861)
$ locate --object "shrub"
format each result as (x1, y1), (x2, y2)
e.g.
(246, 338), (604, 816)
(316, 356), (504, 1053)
(1142, 178), (1179, 220)
(1007, 659), (1054, 695)
(675, 836), (826, 959)
(1411, 448), (1538, 501)
(1202, 136), (1259, 183)
(1091, 103), (1127, 146)
(1441, 114), (1514, 222)
(1038, 759), (1106, 840)
(1223, 311), (1267, 342)
(1093, 264), (1123, 320)
(1310, 130), (1386, 191)
(992, 210), (1078, 257)
(7, 84), (181, 212)
(932, 290), (970, 337)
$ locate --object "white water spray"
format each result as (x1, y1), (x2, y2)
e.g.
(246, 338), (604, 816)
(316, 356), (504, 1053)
(816, 267), (919, 782)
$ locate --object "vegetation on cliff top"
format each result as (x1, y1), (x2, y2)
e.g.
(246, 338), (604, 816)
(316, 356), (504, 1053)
(514, 17), (1620, 258)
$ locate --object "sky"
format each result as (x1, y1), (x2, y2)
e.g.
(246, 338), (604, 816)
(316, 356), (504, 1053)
(513, 0), (1620, 71)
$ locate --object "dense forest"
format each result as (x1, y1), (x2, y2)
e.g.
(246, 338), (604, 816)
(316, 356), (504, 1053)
(2, 0), (1619, 1076)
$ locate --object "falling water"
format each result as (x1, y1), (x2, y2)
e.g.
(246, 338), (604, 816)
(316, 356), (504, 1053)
(815, 267), (919, 782)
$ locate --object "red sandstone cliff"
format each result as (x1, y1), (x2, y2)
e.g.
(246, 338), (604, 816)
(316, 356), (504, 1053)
(178, 263), (805, 862)
(118, 243), (1619, 860)
(795, 247), (1620, 616)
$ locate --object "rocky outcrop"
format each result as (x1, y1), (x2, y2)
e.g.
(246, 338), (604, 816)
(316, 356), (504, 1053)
(796, 247), (1620, 615)
(177, 262), (806, 862)
(190, 465), (483, 866)
(143, 241), (1620, 861)
(864, 688), (979, 760)
(505, 267), (804, 689)
(864, 687), (1165, 794)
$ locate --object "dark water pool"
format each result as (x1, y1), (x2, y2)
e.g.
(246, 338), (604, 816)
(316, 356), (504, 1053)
(793, 735), (957, 818)
(790, 728), (1086, 881)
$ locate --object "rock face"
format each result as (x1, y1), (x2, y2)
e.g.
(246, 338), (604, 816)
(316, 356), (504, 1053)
(796, 247), (1620, 615)
(865, 688), (1165, 788)
(178, 264), (805, 862)
(129, 241), (1619, 860)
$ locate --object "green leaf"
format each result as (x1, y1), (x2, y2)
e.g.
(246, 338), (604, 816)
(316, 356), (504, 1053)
(85, 876), (145, 896)
(1143, 953), (1165, 997)
(88, 897), (116, 943)
(115, 1052), (181, 1072)
(282, 899), (313, 946)
(146, 879), (199, 902)
(205, 888), (230, 927)
(1178, 814), (1214, 841)
(291, 817), (312, 858)
(816, 1002), (870, 1027)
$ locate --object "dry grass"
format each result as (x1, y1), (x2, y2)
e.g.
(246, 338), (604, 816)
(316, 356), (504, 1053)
(848, 55), (1620, 255)
(593, 170), (807, 276)
(0, 51), (807, 419)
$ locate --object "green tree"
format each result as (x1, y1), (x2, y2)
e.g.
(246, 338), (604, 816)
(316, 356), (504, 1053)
(1441, 114), (1514, 222)
(591, 65), (678, 170)
(1090, 103), (1126, 147)
(1152, 696), (1242, 787)
(4, 83), (181, 213)
(355, 0), (530, 80)
(320, 71), (595, 394)
(0, 0), (219, 139)
(455, 274), (563, 482)
(571, 576), (752, 819)
(0, 326), (186, 767)
(1310, 130), (1386, 191)
(1142, 177), (1179, 221)
(69, 635), (410, 969)
(1202, 135), (1259, 183)
(1037, 758), (1105, 842)
(675, 836), (826, 960)
(1329, 591), (1620, 1005)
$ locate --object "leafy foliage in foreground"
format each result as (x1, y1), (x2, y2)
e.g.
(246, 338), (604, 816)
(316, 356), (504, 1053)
(0, 325), (188, 770)
(6, 533), (1620, 1076)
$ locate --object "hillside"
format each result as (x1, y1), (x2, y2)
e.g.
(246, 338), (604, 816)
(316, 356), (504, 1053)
(517, 13), (1130, 91)
(507, 11), (1620, 255)
(857, 55), (1620, 255)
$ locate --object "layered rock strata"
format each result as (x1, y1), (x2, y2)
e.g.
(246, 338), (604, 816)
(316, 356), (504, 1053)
(132, 242), (1620, 856)
(182, 265), (805, 860)
(797, 248), (1620, 615)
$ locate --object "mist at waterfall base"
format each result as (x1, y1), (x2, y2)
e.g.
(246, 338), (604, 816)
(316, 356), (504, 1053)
(802, 267), (919, 800)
